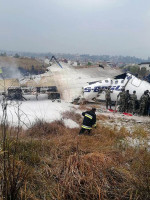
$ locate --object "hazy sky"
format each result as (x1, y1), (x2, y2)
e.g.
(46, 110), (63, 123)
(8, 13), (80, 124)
(0, 0), (150, 58)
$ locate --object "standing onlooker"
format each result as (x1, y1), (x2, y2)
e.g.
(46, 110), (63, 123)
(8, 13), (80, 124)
(105, 87), (112, 109)
(145, 90), (150, 115)
(130, 91), (137, 114)
(36, 91), (38, 100)
(139, 91), (149, 115)
(117, 88), (126, 112)
(125, 90), (130, 112)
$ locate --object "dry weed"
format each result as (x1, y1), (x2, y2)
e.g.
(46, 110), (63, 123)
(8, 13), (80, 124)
(97, 114), (109, 121)
(0, 120), (150, 199)
(62, 111), (82, 123)
(28, 120), (67, 138)
(57, 152), (133, 200)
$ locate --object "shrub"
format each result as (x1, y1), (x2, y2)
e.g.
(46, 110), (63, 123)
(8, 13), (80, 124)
(28, 120), (66, 137)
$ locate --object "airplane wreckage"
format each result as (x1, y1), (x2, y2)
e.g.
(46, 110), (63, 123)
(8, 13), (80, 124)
(75, 72), (150, 103)
(1, 72), (150, 104)
(0, 55), (150, 103)
(0, 56), (62, 101)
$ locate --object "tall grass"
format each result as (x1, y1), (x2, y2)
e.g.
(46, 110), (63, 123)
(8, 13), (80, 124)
(0, 118), (150, 199)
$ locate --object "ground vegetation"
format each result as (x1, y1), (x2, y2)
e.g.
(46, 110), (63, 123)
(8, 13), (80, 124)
(0, 110), (150, 200)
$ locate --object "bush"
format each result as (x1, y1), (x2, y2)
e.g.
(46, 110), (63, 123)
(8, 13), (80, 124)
(28, 120), (66, 137)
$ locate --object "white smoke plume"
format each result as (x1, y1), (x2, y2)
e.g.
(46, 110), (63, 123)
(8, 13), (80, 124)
(0, 61), (23, 79)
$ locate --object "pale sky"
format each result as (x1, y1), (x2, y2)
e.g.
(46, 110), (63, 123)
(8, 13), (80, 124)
(0, 0), (150, 58)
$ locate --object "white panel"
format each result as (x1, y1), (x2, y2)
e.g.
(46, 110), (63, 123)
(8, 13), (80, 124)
(131, 77), (142, 87)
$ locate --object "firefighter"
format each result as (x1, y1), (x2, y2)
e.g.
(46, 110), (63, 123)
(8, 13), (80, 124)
(79, 108), (96, 135)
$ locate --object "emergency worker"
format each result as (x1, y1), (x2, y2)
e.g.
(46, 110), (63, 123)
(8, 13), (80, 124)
(145, 90), (150, 115)
(130, 91), (137, 114)
(79, 108), (96, 135)
(105, 87), (112, 109)
(36, 91), (38, 100)
(117, 88), (126, 112)
(125, 90), (130, 112)
(139, 91), (149, 115)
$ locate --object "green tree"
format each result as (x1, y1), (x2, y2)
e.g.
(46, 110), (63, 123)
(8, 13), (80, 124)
(140, 67), (147, 77)
(124, 65), (140, 75)
(88, 62), (91, 66)
(0, 52), (7, 56)
(130, 65), (139, 74)
(14, 53), (20, 58)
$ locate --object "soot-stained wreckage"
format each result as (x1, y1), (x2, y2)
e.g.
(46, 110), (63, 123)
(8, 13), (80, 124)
(0, 86), (61, 101)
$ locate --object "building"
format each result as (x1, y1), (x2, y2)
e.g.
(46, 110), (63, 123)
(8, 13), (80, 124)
(139, 62), (150, 71)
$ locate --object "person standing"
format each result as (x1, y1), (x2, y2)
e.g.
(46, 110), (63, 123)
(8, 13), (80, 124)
(130, 91), (137, 114)
(139, 91), (149, 115)
(105, 87), (112, 109)
(125, 90), (130, 112)
(117, 88), (126, 112)
(79, 108), (96, 135)
(36, 91), (38, 100)
(145, 90), (150, 115)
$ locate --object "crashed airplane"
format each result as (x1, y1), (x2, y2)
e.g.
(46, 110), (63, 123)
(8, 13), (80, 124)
(82, 73), (150, 102)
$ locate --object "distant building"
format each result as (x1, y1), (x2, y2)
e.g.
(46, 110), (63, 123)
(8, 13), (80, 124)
(139, 62), (150, 70)
(61, 58), (68, 63)
(72, 61), (78, 67)
(68, 61), (80, 66)
(68, 60), (71, 65)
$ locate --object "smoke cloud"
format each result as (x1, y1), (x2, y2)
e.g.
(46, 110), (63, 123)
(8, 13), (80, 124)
(0, 61), (23, 79)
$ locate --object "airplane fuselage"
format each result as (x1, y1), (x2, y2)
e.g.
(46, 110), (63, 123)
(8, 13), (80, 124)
(83, 73), (150, 101)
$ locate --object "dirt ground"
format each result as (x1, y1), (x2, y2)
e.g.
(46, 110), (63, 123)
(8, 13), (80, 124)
(78, 102), (150, 134)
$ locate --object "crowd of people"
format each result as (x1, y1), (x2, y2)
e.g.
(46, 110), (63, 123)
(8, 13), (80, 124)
(79, 88), (150, 136)
(105, 87), (150, 116)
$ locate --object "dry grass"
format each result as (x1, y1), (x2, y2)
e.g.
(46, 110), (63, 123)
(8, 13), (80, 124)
(0, 119), (150, 199)
(97, 114), (109, 121)
(132, 126), (149, 138)
(62, 111), (82, 123)
(0, 56), (48, 70)
(28, 120), (66, 138)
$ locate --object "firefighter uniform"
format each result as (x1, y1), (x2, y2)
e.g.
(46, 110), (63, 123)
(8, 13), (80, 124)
(79, 108), (96, 135)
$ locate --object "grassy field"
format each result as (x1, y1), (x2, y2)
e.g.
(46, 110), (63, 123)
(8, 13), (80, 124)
(0, 111), (150, 199)
(0, 56), (48, 71)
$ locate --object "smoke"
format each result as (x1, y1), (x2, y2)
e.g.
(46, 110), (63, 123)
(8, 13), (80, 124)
(0, 61), (23, 79)
(49, 62), (91, 102)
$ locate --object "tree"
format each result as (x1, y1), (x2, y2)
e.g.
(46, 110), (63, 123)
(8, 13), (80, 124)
(0, 52), (7, 56)
(88, 62), (91, 66)
(140, 67), (147, 77)
(124, 65), (140, 75)
(14, 53), (20, 58)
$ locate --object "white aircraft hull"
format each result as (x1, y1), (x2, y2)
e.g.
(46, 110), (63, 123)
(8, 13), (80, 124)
(83, 73), (150, 101)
